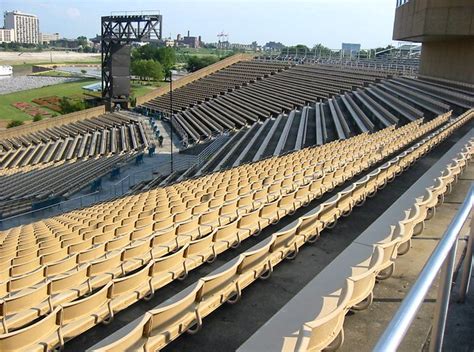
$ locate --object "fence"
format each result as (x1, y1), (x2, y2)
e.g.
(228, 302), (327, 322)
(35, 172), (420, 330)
(374, 185), (474, 352)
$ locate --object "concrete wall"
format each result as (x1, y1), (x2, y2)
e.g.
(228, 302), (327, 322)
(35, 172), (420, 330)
(136, 53), (254, 106)
(419, 37), (474, 84)
(393, 0), (474, 41)
(0, 106), (106, 139)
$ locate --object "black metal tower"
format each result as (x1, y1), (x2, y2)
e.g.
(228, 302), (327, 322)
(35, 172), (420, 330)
(101, 12), (162, 111)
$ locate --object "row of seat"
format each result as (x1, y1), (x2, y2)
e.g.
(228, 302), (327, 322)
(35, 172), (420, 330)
(142, 60), (290, 113)
(0, 111), (457, 349)
(0, 114), (148, 171)
(156, 63), (392, 143)
(179, 74), (471, 178)
(0, 113), (137, 151)
(258, 57), (420, 76)
(89, 109), (473, 352)
(0, 153), (139, 219)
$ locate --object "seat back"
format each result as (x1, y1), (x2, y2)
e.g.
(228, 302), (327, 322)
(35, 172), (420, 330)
(237, 237), (273, 275)
(295, 279), (354, 352)
(185, 233), (215, 258)
(150, 245), (187, 276)
(111, 262), (153, 298)
(145, 281), (202, 335)
(196, 259), (241, 302)
(0, 307), (62, 352)
(270, 220), (300, 254)
(60, 282), (112, 324)
(49, 265), (90, 295)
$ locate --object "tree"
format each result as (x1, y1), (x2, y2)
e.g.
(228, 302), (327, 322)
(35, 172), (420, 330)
(132, 44), (156, 61)
(145, 60), (164, 81)
(313, 43), (332, 57)
(131, 45), (177, 76)
(7, 120), (24, 128)
(33, 114), (43, 122)
(131, 59), (164, 81)
(264, 41), (285, 51)
(155, 47), (176, 74)
(186, 55), (219, 73)
(77, 36), (88, 47)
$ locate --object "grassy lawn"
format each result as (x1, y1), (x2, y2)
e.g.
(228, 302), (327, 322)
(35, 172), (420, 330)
(0, 79), (96, 122)
(131, 82), (163, 97)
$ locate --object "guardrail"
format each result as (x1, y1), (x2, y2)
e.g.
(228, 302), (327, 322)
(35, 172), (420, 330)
(374, 184), (474, 352)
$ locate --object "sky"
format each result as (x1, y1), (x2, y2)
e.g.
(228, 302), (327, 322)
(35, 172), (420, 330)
(0, 0), (398, 49)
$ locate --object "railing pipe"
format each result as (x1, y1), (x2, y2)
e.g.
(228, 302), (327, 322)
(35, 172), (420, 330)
(373, 185), (474, 352)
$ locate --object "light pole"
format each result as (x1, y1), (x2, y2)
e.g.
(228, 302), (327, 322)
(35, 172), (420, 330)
(169, 70), (174, 173)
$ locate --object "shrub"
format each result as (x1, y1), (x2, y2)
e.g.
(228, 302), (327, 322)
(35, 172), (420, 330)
(185, 55), (219, 72)
(59, 97), (86, 114)
(7, 120), (24, 128)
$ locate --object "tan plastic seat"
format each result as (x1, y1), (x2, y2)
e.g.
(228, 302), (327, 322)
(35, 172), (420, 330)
(269, 220), (301, 262)
(60, 282), (113, 340)
(196, 259), (242, 317)
(1, 282), (53, 333)
(293, 279), (354, 352)
(213, 218), (242, 249)
(95, 279), (204, 351)
(184, 232), (217, 267)
(237, 237), (273, 288)
(110, 262), (155, 313)
(0, 306), (63, 352)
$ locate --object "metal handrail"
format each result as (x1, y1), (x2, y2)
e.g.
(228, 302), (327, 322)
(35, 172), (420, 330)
(374, 184), (474, 352)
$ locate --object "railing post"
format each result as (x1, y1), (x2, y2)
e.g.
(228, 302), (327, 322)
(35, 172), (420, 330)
(430, 241), (458, 352)
(459, 213), (474, 302)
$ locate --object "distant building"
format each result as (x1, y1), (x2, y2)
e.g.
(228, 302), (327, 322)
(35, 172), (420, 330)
(341, 43), (361, 57)
(0, 28), (15, 43)
(4, 11), (40, 44)
(40, 32), (60, 45)
(177, 31), (201, 48)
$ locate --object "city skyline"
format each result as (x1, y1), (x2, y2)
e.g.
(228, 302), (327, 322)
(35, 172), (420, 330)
(1, 0), (398, 48)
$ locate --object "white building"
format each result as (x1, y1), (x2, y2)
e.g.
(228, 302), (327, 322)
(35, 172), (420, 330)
(4, 11), (40, 44)
(0, 28), (15, 43)
(40, 32), (60, 45)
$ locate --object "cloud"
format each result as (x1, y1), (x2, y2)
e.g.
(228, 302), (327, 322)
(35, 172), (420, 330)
(66, 7), (80, 19)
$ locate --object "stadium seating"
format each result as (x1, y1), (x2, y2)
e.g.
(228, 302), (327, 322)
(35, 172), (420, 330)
(142, 60), (290, 114)
(0, 107), (469, 350)
(0, 112), (148, 171)
(0, 152), (140, 219)
(89, 110), (473, 352)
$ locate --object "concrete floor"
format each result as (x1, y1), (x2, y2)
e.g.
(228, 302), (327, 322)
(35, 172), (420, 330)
(66, 122), (473, 351)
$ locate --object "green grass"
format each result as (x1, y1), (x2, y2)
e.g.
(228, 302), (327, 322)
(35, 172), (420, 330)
(0, 79), (96, 121)
(131, 82), (163, 97)
(175, 48), (236, 63)
(34, 70), (75, 77)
